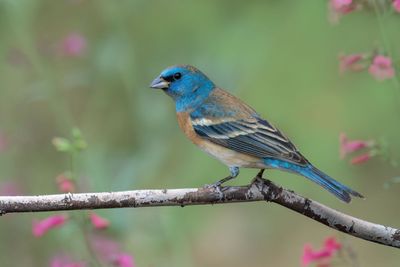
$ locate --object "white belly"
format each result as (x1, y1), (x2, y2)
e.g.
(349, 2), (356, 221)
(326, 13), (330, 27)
(198, 139), (266, 169)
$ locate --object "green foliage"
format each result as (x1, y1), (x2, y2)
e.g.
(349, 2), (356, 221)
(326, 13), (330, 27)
(52, 128), (87, 153)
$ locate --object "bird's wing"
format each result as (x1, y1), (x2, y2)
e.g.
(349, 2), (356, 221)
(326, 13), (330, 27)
(190, 88), (308, 166)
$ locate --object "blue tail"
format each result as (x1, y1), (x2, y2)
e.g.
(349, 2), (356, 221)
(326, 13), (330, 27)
(264, 159), (364, 203)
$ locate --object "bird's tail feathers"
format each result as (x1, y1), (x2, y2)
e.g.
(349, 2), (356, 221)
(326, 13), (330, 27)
(263, 158), (363, 203)
(299, 165), (364, 203)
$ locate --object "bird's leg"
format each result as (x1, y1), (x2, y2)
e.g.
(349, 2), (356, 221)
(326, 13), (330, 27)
(251, 169), (265, 184)
(256, 169), (265, 178)
(207, 166), (239, 188)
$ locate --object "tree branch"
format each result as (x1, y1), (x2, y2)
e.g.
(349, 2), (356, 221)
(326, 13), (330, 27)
(0, 178), (398, 248)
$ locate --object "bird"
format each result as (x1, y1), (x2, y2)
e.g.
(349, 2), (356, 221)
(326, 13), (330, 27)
(149, 65), (363, 203)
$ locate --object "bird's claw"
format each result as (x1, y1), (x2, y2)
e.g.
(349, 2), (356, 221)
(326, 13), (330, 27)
(204, 182), (222, 190)
(205, 181), (231, 192)
(203, 183), (226, 200)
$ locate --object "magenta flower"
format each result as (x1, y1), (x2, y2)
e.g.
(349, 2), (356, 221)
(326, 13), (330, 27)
(328, 0), (356, 23)
(393, 0), (400, 13)
(301, 237), (341, 267)
(368, 55), (395, 81)
(339, 53), (365, 73)
(50, 254), (86, 267)
(89, 212), (110, 229)
(61, 33), (87, 57)
(350, 153), (372, 165)
(330, 0), (354, 14)
(91, 235), (120, 260)
(91, 235), (135, 266)
(56, 174), (76, 193)
(324, 237), (341, 251)
(339, 133), (373, 159)
(32, 215), (68, 237)
(0, 181), (22, 196)
(112, 253), (135, 267)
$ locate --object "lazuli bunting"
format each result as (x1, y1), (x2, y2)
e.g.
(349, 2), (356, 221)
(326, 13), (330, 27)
(150, 65), (363, 202)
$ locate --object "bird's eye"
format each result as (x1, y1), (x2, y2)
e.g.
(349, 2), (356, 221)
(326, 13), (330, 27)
(173, 72), (182, 80)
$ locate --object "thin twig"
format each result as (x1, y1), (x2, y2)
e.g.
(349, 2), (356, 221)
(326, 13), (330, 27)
(0, 178), (399, 248)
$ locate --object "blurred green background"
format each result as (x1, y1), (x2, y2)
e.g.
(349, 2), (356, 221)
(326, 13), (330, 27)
(0, 0), (399, 266)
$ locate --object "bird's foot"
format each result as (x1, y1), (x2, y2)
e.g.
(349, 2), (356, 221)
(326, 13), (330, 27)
(204, 168), (239, 193)
(203, 182), (226, 199)
(203, 182), (223, 190)
(203, 175), (235, 195)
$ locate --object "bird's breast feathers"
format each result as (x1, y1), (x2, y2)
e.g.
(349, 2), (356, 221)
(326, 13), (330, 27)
(176, 87), (307, 167)
(176, 111), (265, 168)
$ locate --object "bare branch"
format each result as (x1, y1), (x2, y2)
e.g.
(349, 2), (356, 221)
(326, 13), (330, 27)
(0, 178), (398, 248)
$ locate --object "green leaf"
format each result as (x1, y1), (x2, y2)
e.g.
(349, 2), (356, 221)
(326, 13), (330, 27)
(74, 140), (87, 151)
(52, 137), (72, 152)
(71, 127), (82, 140)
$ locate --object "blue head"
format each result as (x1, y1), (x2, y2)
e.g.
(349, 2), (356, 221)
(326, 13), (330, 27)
(150, 65), (215, 112)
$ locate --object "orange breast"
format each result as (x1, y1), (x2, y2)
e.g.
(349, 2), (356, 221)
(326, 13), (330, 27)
(176, 112), (203, 145)
(175, 112), (265, 169)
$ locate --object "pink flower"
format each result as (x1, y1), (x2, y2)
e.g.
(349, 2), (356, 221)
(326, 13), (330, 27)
(50, 254), (86, 267)
(0, 181), (22, 196)
(324, 237), (341, 251)
(350, 153), (372, 165)
(328, 0), (356, 24)
(393, 0), (400, 13)
(32, 215), (68, 237)
(301, 237), (341, 267)
(339, 53), (365, 73)
(61, 33), (87, 57)
(56, 174), (76, 193)
(91, 235), (120, 261)
(330, 0), (354, 14)
(91, 235), (135, 267)
(339, 133), (373, 159)
(302, 245), (331, 267)
(89, 212), (110, 229)
(368, 55), (395, 81)
(113, 253), (135, 267)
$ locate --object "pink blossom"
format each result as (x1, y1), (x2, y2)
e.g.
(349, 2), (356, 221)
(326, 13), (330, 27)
(89, 212), (110, 229)
(350, 153), (372, 165)
(302, 245), (331, 267)
(61, 33), (87, 57)
(330, 0), (354, 14)
(91, 235), (120, 262)
(328, 0), (356, 24)
(368, 55), (395, 81)
(91, 235), (135, 266)
(56, 174), (76, 193)
(113, 253), (135, 267)
(301, 237), (341, 267)
(50, 254), (86, 267)
(0, 181), (22, 196)
(324, 237), (341, 251)
(339, 53), (365, 73)
(393, 0), (400, 13)
(339, 133), (373, 159)
(32, 215), (68, 237)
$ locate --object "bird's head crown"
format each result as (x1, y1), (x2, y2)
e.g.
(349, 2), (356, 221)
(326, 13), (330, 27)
(150, 65), (215, 111)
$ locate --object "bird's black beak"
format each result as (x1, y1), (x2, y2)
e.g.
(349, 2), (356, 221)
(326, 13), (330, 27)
(150, 76), (169, 90)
